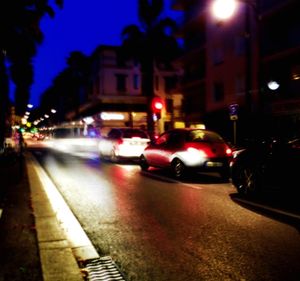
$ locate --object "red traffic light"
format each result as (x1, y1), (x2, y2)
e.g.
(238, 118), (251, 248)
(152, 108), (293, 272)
(154, 101), (163, 110)
(152, 97), (164, 112)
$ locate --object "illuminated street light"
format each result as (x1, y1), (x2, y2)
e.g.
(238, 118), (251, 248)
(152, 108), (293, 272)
(267, 80), (280, 91)
(27, 104), (33, 109)
(211, 0), (237, 20)
(51, 108), (57, 114)
(212, 0), (261, 142)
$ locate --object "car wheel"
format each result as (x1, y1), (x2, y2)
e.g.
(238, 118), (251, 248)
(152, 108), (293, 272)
(139, 155), (149, 171)
(99, 151), (105, 160)
(110, 150), (119, 163)
(232, 163), (260, 196)
(220, 168), (230, 182)
(172, 159), (185, 179)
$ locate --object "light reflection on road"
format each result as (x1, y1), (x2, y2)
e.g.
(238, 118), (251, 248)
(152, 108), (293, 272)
(30, 146), (300, 281)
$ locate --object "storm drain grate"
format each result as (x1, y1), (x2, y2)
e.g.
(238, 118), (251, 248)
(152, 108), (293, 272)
(85, 256), (126, 281)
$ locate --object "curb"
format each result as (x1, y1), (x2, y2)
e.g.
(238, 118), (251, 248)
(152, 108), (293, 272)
(26, 153), (99, 281)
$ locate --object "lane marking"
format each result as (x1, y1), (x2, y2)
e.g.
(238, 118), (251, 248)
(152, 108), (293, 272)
(234, 197), (300, 220)
(139, 170), (203, 190)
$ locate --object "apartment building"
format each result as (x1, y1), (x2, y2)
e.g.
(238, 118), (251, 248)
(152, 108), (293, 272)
(172, 0), (300, 142)
(259, 0), (300, 137)
(73, 45), (183, 135)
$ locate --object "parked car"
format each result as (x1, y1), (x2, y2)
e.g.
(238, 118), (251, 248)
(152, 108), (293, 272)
(98, 128), (150, 162)
(231, 137), (300, 197)
(139, 128), (233, 179)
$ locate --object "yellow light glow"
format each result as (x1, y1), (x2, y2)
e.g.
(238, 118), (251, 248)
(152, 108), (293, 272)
(174, 122), (185, 128)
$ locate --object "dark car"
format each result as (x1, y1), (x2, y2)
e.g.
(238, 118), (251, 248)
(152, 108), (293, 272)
(231, 137), (300, 197)
(139, 128), (233, 179)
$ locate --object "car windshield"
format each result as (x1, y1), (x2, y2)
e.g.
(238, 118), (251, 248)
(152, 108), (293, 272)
(187, 130), (224, 143)
(52, 128), (78, 138)
(122, 129), (149, 139)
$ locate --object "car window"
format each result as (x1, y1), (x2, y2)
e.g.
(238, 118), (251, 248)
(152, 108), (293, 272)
(108, 129), (121, 139)
(52, 128), (81, 138)
(156, 133), (170, 145)
(122, 129), (149, 139)
(187, 130), (224, 143)
(168, 131), (184, 145)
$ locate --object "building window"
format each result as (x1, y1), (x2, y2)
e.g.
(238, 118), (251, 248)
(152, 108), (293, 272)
(155, 75), (159, 91)
(235, 36), (246, 56)
(213, 82), (224, 102)
(212, 47), (224, 65)
(133, 74), (139, 90)
(166, 98), (173, 113)
(116, 52), (126, 67)
(115, 74), (127, 92)
(164, 76), (177, 93)
(235, 74), (245, 96)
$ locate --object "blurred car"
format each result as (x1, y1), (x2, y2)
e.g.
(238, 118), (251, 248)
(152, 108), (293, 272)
(48, 126), (101, 155)
(231, 137), (300, 197)
(98, 128), (150, 162)
(139, 128), (233, 179)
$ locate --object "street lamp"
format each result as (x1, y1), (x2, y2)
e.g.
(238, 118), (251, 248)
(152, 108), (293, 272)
(212, 0), (259, 138)
(267, 80), (280, 91)
(211, 0), (237, 20)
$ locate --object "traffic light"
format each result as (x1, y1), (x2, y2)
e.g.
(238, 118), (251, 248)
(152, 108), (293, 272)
(152, 97), (164, 120)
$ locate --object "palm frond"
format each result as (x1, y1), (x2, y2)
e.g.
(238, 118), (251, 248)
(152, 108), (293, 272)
(139, 0), (164, 29)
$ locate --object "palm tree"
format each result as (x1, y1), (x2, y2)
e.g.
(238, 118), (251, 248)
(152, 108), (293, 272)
(121, 0), (180, 138)
(38, 50), (91, 124)
(0, 0), (63, 150)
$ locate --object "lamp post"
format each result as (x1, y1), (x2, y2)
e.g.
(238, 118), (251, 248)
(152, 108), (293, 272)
(212, 0), (258, 138)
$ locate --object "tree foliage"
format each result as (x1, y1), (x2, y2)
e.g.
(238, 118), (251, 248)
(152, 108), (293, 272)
(121, 0), (181, 135)
(0, 0), (63, 149)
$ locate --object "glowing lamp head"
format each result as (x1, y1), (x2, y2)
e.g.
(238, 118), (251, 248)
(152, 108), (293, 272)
(212, 0), (237, 20)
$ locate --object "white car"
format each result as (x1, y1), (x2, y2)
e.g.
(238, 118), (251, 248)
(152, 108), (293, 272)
(98, 128), (150, 162)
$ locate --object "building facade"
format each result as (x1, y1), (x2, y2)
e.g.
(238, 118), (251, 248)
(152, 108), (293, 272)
(172, 0), (300, 143)
(75, 45), (184, 136)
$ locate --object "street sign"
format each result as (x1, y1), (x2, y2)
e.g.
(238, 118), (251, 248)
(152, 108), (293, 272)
(229, 103), (239, 120)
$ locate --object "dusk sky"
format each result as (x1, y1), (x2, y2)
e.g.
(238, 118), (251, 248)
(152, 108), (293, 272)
(28, 0), (179, 107)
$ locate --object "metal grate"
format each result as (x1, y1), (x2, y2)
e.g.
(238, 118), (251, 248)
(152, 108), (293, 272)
(86, 256), (126, 281)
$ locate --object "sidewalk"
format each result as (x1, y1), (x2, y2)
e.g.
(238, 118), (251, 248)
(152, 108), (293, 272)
(0, 151), (85, 281)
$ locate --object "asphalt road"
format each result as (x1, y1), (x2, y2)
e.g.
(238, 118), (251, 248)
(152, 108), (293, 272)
(31, 146), (300, 281)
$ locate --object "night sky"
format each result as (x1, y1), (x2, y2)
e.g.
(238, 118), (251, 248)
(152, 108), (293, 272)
(28, 0), (179, 107)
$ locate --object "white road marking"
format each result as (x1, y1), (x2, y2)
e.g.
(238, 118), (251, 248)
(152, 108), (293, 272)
(29, 154), (99, 260)
(139, 170), (203, 190)
(234, 197), (300, 220)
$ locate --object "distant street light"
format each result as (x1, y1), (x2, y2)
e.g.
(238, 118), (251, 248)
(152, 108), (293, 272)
(267, 80), (280, 91)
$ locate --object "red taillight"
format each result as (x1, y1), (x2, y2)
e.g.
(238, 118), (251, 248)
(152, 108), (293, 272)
(118, 139), (123, 145)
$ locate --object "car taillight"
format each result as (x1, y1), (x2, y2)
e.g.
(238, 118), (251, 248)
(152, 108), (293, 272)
(118, 139), (123, 145)
(226, 147), (233, 156)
